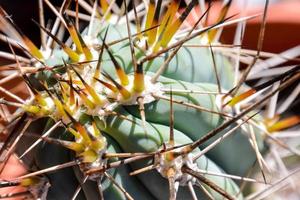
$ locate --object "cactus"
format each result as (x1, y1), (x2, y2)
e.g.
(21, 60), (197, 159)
(0, 0), (299, 200)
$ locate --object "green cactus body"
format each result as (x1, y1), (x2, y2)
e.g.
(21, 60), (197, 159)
(94, 23), (235, 89)
(37, 127), (155, 200)
(30, 37), (254, 198)
(36, 106), (243, 199)
(104, 107), (243, 200)
(124, 75), (265, 176)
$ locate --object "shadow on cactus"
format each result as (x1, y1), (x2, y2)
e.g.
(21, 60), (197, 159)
(0, 0), (300, 200)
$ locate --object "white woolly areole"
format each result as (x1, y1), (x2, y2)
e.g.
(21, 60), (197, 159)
(215, 93), (253, 134)
(44, 97), (55, 113)
(215, 93), (239, 115)
(83, 35), (99, 48)
(34, 49), (52, 69)
(215, 88), (267, 116)
(79, 125), (108, 180)
(119, 75), (164, 105)
(42, 49), (52, 59)
(84, 147), (108, 181)
(78, 48), (99, 63)
(155, 145), (198, 186)
(215, 91), (267, 136)
(28, 177), (50, 200)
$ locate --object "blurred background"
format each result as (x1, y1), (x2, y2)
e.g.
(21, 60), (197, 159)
(1, 0), (300, 53)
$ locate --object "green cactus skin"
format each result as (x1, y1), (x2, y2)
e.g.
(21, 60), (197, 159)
(93, 23), (236, 89)
(125, 75), (265, 176)
(37, 126), (155, 200)
(104, 107), (243, 200)
(36, 106), (243, 200)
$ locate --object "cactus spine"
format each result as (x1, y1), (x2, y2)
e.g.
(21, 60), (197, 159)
(0, 0), (299, 200)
